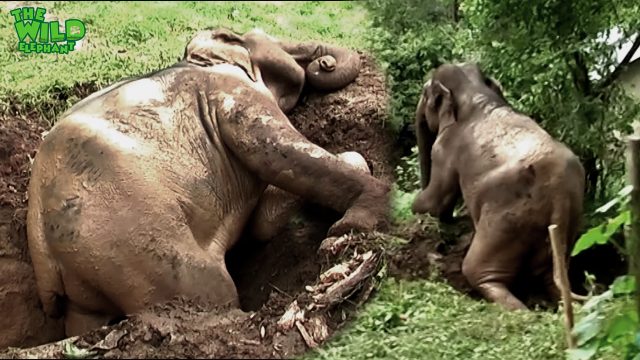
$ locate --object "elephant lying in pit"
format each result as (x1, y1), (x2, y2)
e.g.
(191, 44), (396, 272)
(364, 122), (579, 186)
(27, 28), (390, 337)
(411, 63), (585, 310)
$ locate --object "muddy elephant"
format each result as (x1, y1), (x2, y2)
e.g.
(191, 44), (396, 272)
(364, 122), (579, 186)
(411, 63), (585, 310)
(192, 27), (366, 241)
(27, 28), (390, 337)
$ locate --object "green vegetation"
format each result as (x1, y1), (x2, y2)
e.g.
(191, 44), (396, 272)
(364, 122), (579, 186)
(569, 277), (636, 360)
(3, 1), (639, 359)
(309, 279), (568, 360)
(568, 186), (639, 359)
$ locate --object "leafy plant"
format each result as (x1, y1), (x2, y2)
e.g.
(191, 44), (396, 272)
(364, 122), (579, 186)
(570, 184), (639, 359)
(568, 276), (638, 360)
(62, 341), (96, 359)
(394, 146), (421, 193)
(572, 185), (632, 256)
(389, 185), (418, 223)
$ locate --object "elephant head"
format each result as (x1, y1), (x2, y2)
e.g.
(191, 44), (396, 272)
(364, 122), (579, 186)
(278, 40), (361, 92)
(184, 27), (361, 111)
(415, 63), (507, 189)
(183, 28), (258, 82)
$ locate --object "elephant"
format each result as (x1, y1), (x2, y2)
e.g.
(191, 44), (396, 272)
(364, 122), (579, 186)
(195, 27), (362, 114)
(27, 28), (390, 337)
(411, 63), (585, 310)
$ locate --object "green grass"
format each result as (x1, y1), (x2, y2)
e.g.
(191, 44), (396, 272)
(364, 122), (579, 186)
(307, 278), (566, 360)
(1, 2), (605, 359)
(0, 1), (368, 118)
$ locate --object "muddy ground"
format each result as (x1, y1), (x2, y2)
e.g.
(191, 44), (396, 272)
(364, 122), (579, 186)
(0, 52), (625, 358)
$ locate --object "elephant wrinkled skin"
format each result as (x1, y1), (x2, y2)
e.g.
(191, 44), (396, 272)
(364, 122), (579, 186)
(412, 63), (585, 310)
(27, 29), (389, 337)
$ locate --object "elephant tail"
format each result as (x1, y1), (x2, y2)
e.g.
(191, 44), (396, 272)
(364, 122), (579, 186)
(27, 149), (65, 318)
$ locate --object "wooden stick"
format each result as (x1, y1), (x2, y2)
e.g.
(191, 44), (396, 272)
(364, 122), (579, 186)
(627, 135), (640, 317)
(549, 224), (576, 349)
(295, 321), (318, 348)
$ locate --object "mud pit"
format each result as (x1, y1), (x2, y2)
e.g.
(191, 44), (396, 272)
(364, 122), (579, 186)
(0, 54), (400, 358)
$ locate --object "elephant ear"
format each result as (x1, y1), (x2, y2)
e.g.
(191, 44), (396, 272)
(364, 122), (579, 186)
(426, 80), (456, 132)
(484, 76), (507, 101)
(185, 31), (258, 82)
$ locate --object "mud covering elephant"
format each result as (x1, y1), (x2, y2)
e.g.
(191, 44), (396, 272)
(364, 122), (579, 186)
(27, 28), (390, 337)
(411, 63), (585, 310)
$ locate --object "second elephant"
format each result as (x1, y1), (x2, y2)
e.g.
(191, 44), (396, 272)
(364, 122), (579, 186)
(412, 63), (585, 310)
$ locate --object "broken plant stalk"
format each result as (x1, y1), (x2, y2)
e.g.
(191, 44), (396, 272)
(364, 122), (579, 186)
(548, 224), (576, 349)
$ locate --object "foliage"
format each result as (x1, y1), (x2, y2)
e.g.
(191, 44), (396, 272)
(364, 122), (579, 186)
(569, 186), (638, 359)
(306, 278), (566, 360)
(62, 340), (96, 359)
(364, 0), (461, 135)
(462, 0), (640, 202)
(572, 185), (632, 256)
(394, 146), (421, 192)
(568, 277), (638, 360)
(389, 185), (418, 223)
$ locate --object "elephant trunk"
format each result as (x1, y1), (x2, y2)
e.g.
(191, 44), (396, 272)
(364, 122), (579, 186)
(279, 41), (361, 92)
(416, 96), (435, 189)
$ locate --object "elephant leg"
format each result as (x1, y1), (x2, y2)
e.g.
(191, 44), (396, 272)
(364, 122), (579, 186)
(56, 267), (122, 337)
(217, 94), (388, 236)
(249, 151), (372, 241)
(461, 216), (528, 311)
(250, 185), (303, 242)
(474, 281), (527, 311)
(46, 177), (241, 337)
(411, 154), (460, 222)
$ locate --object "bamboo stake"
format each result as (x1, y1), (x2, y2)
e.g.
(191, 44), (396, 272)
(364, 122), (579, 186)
(627, 135), (640, 317)
(549, 224), (576, 349)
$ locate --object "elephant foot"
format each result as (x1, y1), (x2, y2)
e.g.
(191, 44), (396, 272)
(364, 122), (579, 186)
(327, 176), (389, 237)
(476, 282), (527, 311)
(327, 206), (382, 237)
